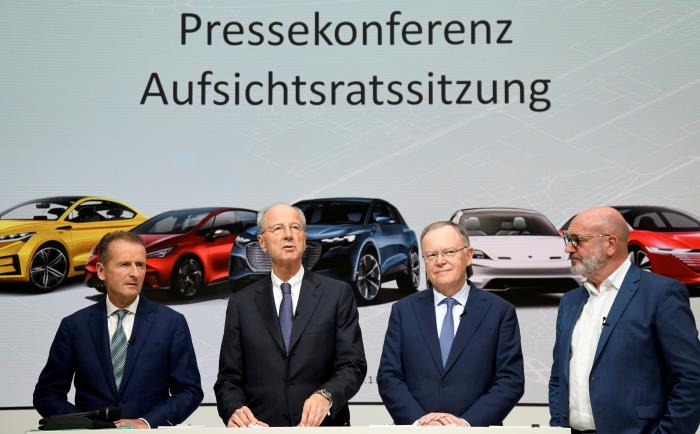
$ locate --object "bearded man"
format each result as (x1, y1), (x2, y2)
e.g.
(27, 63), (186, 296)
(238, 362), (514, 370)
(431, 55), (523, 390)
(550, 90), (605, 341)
(548, 207), (700, 434)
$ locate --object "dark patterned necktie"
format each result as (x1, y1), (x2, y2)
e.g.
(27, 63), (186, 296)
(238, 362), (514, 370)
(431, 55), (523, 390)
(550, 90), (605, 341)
(439, 298), (459, 366)
(279, 282), (293, 353)
(110, 309), (129, 389)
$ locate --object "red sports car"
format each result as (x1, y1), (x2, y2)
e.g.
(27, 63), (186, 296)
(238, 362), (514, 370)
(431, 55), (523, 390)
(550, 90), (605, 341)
(85, 207), (257, 298)
(561, 206), (700, 287)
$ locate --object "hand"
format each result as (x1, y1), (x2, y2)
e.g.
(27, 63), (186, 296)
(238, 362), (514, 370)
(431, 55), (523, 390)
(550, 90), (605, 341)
(417, 413), (469, 426)
(299, 392), (330, 427)
(115, 419), (149, 429)
(227, 405), (269, 428)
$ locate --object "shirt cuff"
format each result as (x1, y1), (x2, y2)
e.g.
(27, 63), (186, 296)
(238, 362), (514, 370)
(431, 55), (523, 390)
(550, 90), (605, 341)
(139, 418), (151, 429)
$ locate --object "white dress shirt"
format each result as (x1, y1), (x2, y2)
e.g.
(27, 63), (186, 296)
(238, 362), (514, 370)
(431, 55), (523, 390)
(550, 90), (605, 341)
(106, 295), (139, 342)
(433, 283), (470, 339)
(569, 259), (631, 430)
(271, 267), (304, 316)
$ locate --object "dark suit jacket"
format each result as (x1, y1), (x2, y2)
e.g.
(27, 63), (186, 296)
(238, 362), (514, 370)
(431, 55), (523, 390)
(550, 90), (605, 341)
(377, 285), (524, 426)
(33, 296), (203, 427)
(214, 270), (367, 426)
(549, 265), (700, 434)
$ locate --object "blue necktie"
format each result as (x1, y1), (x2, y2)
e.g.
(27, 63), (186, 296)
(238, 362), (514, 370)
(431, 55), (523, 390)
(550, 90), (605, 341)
(110, 309), (129, 389)
(279, 282), (293, 353)
(439, 298), (459, 367)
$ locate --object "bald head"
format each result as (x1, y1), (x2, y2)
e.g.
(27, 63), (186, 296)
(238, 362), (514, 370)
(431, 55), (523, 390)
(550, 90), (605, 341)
(572, 207), (629, 245)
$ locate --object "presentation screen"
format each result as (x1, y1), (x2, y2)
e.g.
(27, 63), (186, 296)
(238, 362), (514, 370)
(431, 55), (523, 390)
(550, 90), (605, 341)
(2, 1), (699, 407)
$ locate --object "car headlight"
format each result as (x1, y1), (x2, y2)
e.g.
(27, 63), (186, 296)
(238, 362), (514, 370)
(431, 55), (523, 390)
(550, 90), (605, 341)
(236, 235), (254, 247)
(147, 247), (174, 258)
(647, 247), (691, 254)
(0, 232), (36, 242)
(321, 234), (357, 244)
(472, 249), (492, 260)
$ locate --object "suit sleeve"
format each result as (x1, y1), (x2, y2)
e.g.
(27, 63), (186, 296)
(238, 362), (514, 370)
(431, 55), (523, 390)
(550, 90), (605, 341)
(141, 314), (203, 427)
(461, 303), (524, 426)
(319, 283), (367, 417)
(376, 303), (426, 424)
(214, 294), (247, 425)
(652, 282), (700, 434)
(548, 299), (566, 427)
(33, 318), (81, 417)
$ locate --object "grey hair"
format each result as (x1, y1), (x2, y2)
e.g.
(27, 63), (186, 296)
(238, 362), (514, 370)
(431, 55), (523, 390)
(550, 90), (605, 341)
(420, 221), (470, 247)
(257, 203), (307, 232)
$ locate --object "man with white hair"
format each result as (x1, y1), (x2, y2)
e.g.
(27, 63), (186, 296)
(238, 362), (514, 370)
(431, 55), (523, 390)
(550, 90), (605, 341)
(215, 203), (366, 427)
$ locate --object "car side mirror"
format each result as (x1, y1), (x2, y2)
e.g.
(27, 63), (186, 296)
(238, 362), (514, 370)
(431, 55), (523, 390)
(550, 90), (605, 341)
(374, 215), (396, 224)
(210, 228), (232, 240)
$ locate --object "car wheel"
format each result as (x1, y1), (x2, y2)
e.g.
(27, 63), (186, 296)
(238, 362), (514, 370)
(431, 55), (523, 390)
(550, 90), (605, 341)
(29, 244), (69, 291)
(172, 257), (204, 299)
(397, 248), (420, 292)
(629, 246), (652, 272)
(355, 251), (381, 301)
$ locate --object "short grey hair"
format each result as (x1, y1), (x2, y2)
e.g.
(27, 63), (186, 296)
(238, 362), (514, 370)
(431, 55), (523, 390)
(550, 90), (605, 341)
(257, 203), (307, 231)
(420, 221), (470, 247)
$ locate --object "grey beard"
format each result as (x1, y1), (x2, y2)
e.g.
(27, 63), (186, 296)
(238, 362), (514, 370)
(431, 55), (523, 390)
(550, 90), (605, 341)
(571, 253), (606, 279)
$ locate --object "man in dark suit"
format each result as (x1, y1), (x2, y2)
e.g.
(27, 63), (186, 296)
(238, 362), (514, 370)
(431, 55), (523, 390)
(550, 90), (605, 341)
(214, 203), (366, 427)
(377, 221), (524, 426)
(549, 207), (700, 434)
(33, 231), (203, 429)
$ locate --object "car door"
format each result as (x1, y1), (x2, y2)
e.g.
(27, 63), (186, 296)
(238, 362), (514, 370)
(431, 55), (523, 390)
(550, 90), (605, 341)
(370, 202), (404, 271)
(204, 210), (240, 283)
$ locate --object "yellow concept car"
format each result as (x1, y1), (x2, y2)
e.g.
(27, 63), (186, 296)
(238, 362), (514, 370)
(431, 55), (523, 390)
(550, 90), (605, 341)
(0, 196), (147, 290)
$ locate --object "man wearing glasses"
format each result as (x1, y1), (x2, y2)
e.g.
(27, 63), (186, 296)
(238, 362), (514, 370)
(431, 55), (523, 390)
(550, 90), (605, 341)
(549, 207), (700, 434)
(215, 203), (367, 427)
(377, 221), (524, 426)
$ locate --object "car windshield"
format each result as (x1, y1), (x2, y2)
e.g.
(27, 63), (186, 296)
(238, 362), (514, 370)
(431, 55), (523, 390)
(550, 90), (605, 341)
(133, 209), (212, 234)
(0, 198), (78, 221)
(296, 202), (369, 225)
(457, 210), (559, 236)
(618, 208), (700, 232)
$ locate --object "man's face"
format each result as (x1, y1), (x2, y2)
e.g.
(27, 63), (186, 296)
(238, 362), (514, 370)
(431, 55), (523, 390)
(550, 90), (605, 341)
(96, 239), (146, 306)
(422, 225), (472, 295)
(565, 217), (609, 279)
(258, 205), (307, 270)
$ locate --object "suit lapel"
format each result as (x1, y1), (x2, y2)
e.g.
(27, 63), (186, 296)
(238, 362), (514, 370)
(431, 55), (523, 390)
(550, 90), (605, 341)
(88, 299), (118, 397)
(561, 288), (589, 385)
(253, 277), (286, 355)
(412, 290), (443, 373)
(444, 287), (491, 374)
(592, 266), (640, 369)
(119, 296), (157, 394)
(289, 273), (322, 352)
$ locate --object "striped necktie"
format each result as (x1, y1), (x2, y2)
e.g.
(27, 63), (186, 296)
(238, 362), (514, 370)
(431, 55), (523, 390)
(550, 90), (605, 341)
(111, 309), (129, 389)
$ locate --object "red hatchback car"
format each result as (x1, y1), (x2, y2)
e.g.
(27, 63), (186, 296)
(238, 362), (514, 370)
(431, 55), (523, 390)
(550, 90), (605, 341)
(561, 205), (700, 287)
(85, 207), (257, 298)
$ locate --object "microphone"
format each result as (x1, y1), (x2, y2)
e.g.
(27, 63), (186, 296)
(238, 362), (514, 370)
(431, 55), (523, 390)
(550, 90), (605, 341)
(460, 307), (467, 317)
(56, 407), (121, 421)
(602, 316), (609, 328)
(128, 336), (136, 345)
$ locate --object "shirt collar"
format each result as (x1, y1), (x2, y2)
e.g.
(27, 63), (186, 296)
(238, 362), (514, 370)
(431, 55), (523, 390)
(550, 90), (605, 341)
(271, 266), (305, 290)
(433, 281), (470, 308)
(106, 294), (140, 316)
(583, 258), (631, 296)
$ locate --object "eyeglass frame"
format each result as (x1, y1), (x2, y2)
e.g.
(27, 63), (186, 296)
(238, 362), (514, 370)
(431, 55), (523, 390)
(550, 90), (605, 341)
(259, 222), (305, 236)
(562, 233), (611, 249)
(422, 246), (470, 263)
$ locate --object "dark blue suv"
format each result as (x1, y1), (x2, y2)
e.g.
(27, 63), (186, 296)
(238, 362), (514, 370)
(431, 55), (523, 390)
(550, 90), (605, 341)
(229, 198), (420, 302)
